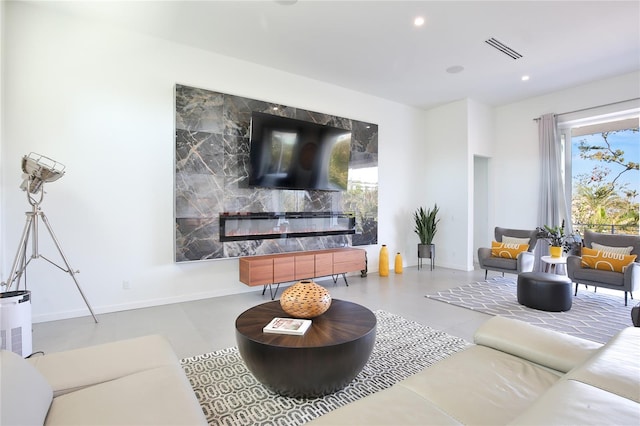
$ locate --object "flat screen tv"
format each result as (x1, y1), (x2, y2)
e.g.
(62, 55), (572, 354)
(248, 111), (351, 191)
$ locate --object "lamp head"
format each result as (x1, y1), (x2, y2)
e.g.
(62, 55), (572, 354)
(20, 152), (65, 194)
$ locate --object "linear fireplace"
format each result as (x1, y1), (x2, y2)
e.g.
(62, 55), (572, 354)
(219, 212), (356, 242)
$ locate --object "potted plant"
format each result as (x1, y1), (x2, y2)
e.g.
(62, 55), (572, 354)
(414, 204), (439, 263)
(536, 222), (567, 258)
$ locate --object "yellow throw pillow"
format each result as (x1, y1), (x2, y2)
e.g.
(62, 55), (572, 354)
(491, 241), (528, 259)
(581, 247), (637, 273)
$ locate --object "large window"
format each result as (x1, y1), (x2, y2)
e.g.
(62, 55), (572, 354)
(559, 112), (639, 235)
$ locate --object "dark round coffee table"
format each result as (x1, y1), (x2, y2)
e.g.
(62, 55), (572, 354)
(235, 299), (376, 398)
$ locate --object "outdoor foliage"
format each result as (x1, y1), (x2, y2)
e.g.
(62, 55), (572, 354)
(343, 184), (378, 234)
(328, 138), (351, 189)
(572, 129), (639, 234)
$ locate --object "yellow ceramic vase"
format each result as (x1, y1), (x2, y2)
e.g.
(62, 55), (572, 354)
(280, 280), (331, 319)
(550, 246), (562, 258)
(395, 252), (403, 274)
(379, 245), (389, 276)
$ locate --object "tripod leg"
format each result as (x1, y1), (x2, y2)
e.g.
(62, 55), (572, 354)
(2, 214), (35, 291)
(39, 212), (99, 323)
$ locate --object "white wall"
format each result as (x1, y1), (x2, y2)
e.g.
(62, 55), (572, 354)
(423, 100), (471, 270)
(1, 2), (424, 322)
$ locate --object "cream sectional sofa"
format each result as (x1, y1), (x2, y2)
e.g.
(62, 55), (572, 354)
(311, 316), (640, 425)
(0, 334), (207, 426)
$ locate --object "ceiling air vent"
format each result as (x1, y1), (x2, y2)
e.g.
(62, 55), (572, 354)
(485, 37), (523, 60)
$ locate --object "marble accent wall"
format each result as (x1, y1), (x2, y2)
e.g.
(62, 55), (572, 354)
(174, 84), (378, 261)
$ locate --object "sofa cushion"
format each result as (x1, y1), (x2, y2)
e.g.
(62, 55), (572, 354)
(580, 247), (637, 273)
(571, 266), (625, 286)
(398, 345), (560, 425)
(564, 327), (640, 403)
(1, 350), (53, 426)
(509, 380), (640, 425)
(307, 382), (462, 425)
(491, 241), (528, 259)
(474, 316), (602, 373)
(502, 236), (531, 245)
(44, 365), (207, 426)
(28, 334), (180, 396)
(591, 242), (634, 255)
(481, 254), (518, 271)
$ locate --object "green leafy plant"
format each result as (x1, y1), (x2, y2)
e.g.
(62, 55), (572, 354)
(414, 204), (440, 245)
(536, 220), (582, 254)
(536, 224), (566, 247)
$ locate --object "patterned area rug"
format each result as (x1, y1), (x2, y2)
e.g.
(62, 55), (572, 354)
(181, 310), (469, 426)
(426, 276), (634, 343)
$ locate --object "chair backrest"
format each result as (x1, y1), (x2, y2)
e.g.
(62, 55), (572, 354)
(584, 230), (640, 257)
(494, 227), (538, 252)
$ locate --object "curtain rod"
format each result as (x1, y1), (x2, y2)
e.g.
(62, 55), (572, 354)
(533, 97), (640, 121)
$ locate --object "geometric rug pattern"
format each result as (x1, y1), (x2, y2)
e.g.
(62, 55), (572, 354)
(181, 310), (469, 426)
(426, 276), (634, 344)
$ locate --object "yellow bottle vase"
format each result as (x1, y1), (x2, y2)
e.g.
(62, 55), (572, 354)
(395, 252), (403, 274)
(379, 245), (389, 276)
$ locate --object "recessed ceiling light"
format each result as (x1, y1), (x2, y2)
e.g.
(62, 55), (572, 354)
(414, 16), (425, 27)
(521, 75), (530, 81)
(446, 65), (465, 74)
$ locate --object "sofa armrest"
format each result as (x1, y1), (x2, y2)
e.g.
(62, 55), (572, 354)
(478, 247), (492, 267)
(28, 334), (179, 396)
(474, 317), (602, 373)
(516, 251), (535, 273)
(624, 262), (640, 292)
(1, 350), (53, 426)
(566, 254), (582, 278)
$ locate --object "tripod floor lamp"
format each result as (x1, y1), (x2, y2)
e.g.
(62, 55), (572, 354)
(1, 153), (98, 323)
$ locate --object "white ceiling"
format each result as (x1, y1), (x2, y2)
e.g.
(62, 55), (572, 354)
(33, 0), (640, 110)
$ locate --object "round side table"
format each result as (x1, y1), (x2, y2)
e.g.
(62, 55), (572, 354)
(541, 255), (567, 275)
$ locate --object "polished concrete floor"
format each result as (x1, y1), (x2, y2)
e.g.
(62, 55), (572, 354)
(32, 266), (493, 360)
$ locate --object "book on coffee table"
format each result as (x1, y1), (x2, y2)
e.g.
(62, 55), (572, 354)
(263, 317), (312, 336)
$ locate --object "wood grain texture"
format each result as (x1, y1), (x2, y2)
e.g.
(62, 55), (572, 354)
(239, 248), (366, 287)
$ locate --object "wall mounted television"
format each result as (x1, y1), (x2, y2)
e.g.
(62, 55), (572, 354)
(248, 111), (351, 191)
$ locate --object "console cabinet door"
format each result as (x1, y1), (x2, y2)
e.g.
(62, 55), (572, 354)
(273, 257), (295, 283)
(295, 254), (315, 280)
(314, 252), (333, 277)
(239, 257), (273, 286)
(333, 249), (365, 274)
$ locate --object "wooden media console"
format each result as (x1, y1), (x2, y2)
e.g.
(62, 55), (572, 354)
(239, 248), (366, 299)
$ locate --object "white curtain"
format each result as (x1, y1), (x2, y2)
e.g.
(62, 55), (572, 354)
(536, 113), (570, 269)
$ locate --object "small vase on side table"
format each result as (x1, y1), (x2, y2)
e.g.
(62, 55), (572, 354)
(549, 246), (562, 258)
